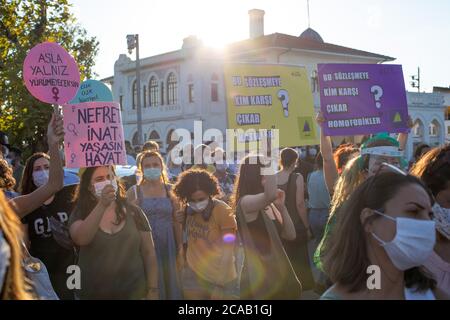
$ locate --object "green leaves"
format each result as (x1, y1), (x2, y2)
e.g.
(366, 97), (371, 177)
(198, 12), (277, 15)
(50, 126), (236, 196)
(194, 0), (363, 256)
(0, 0), (99, 158)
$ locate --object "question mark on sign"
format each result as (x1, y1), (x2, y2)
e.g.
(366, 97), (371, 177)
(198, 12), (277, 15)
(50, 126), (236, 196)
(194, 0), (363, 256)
(370, 85), (383, 109)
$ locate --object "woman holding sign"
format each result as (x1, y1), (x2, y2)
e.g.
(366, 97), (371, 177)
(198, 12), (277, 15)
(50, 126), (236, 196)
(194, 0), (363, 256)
(127, 151), (183, 300)
(314, 113), (412, 278)
(19, 152), (77, 300)
(69, 166), (159, 300)
(7, 114), (64, 218)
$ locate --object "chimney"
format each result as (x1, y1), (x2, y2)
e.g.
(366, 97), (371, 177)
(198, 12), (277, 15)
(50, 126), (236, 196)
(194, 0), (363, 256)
(248, 9), (265, 39)
(182, 35), (203, 49)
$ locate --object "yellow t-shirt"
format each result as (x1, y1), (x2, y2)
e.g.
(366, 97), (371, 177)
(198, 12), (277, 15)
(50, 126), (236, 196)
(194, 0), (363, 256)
(186, 200), (237, 284)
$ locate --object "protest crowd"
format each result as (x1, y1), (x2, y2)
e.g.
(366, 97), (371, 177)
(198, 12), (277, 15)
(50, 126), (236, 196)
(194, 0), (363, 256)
(0, 35), (449, 302)
(1, 108), (449, 300)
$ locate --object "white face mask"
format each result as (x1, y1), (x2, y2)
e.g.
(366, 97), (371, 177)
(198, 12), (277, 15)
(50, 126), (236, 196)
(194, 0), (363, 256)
(188, 199), (209, 213)
(33, 170), (49, 187)
(94, 179), (118, 197)
(371, 210), (436, 270)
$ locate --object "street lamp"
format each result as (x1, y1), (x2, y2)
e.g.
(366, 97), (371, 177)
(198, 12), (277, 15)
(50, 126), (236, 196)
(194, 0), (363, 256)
(127, 34), (143, 146)
(410, 67), (420, 93)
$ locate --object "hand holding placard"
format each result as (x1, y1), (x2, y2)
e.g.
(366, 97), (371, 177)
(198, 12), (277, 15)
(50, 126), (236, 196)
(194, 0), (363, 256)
(47, 113), (65, 147)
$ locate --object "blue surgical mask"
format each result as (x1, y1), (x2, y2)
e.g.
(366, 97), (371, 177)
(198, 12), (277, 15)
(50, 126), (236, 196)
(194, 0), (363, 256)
(144, 168), (162, 180)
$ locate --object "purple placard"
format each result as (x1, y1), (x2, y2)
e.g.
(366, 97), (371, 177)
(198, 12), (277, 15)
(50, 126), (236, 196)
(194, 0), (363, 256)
(318, 64), (408, 136)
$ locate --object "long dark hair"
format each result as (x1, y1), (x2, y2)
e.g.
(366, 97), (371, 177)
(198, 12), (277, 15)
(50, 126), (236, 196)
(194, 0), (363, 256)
(72, 166), (127, 225)
(231, 155), (265, 209)
(19, 152), (50, 195)
(323, 172), (436, 293)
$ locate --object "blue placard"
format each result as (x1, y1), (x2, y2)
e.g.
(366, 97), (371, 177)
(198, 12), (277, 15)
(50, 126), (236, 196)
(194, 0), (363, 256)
(69, 79), (113, 103)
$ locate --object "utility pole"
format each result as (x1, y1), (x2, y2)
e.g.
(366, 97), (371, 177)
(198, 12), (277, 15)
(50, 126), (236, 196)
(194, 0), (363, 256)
(411, 67), (420, 93)
(127, 34), (143, 146)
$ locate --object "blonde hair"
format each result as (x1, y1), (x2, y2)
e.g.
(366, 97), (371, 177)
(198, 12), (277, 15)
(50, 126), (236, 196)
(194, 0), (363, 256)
(0, 193), (33, 299)
(137, 151), (170, 185)
(329, 156), (366, 219)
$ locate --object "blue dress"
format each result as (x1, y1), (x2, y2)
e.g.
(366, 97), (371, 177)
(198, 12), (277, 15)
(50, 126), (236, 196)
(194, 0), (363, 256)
(137, 185), (182, 300)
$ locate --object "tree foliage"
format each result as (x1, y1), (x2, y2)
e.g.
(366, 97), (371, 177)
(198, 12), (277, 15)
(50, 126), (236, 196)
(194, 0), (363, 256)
(0, 0), (99, 156)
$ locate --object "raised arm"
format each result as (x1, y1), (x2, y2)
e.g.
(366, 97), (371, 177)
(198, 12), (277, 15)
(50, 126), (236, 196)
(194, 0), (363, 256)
(273, 190), (296, 241)
(69, 184), (116, 246)
(397, 116), (413, 151)
(316, 112), (338, 194)
(240, 171), (277, 214)
(11, 114), (64, 218)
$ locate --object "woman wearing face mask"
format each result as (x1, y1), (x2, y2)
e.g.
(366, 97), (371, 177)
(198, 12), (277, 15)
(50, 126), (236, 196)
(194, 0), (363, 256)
(411, 145), (450, 298)
(127, 151), (183, 300)
(321, 171), (437, 299)
(314, 133), (408, 276)
(69, 166), (159, 300)
(232, 155), (301, 299)
(7, 114), (64, 219)
(19, 152), (77, 299)
(172, 169), (238, 300)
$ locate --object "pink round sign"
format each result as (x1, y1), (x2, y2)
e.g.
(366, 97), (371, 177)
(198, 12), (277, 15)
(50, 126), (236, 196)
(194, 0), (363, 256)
(23, 42), (80, 104)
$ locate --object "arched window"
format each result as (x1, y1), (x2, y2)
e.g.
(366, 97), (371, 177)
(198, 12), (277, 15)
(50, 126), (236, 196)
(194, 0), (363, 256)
(149, 76), (159, 107)
(132, 80), (137, 109)
(413, 119), (424, 137)
(429, 120), (440, 137)
(167, 72), (177, 105)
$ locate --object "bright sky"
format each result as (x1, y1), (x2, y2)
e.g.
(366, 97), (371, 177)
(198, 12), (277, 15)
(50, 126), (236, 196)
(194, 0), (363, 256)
(69, 0), (450, 92)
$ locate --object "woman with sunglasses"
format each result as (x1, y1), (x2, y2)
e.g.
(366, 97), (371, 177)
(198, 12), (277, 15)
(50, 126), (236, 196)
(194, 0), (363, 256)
(411, 145), (450, 298)
(314, 132), (408, 275)
(321, 169), (437, 299)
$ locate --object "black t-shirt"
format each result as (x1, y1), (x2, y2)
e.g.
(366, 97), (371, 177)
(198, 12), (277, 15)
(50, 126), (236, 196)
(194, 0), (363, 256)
(68, 202), (151, 300)
(21, 184), (77, 299)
